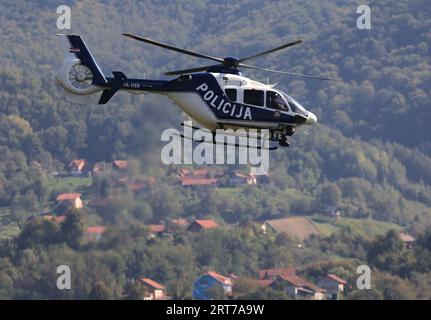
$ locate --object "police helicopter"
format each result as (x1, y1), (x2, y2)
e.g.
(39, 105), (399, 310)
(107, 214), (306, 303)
(56, 34), (337, 149)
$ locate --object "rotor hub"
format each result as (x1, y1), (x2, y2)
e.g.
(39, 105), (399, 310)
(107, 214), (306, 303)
(223, 56), (240, 67)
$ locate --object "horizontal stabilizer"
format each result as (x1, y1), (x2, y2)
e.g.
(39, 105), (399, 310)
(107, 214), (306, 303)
(99, 71), (127, 104)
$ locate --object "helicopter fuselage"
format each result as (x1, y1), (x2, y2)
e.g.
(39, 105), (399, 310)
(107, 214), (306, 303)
(105, 72), (317, 133)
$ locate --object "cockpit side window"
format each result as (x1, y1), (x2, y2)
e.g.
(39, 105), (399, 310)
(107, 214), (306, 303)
(225, 88), (237, 102)
(266, 91), (289, 111)
(244, 89), (264, 107)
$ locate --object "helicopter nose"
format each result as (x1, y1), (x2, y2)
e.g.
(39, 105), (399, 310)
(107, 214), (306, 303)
(305, 112), (317, 125)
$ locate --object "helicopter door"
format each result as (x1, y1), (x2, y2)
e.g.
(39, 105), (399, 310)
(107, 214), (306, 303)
(224, 88), (237, 102)
(266, 90), (289, 112)
(243, 89), (264, 107)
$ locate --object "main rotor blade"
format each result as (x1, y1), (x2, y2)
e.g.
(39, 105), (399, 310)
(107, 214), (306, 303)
(238, 63), (339, 81)
(164, 64), (222, 76)
(123, 33), (224, 63)
(238, 40), (303, 63)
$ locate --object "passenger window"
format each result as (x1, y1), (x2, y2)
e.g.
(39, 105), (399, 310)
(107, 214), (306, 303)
(225, 88), (237, 102)
(244, 90), (264, 107)
(266, 91), (289, 111)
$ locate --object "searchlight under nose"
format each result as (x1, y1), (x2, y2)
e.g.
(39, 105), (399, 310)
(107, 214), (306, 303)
(305, 111), (317, 125)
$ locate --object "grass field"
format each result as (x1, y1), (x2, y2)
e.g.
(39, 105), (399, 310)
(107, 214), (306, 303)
(45, 176), (93, 194)
(310, 216), (401, 238)
(0, 224), (20, 240)
(265, 215), (401, 241)
(266, 216), (320, 241)
(0, 206), (20, 239)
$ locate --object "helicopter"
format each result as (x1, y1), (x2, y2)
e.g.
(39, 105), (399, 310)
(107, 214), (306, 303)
(55, 34), (336, 149)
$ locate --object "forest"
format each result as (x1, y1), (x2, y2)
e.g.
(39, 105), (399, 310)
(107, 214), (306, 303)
(0, 0), (430, 299)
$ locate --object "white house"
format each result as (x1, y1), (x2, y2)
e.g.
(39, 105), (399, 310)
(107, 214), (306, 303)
(317, 274), (347, 300)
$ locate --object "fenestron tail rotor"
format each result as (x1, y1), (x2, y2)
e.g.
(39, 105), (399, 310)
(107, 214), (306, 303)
(68, 63), (94, 89)
(122, 33), (338, 81)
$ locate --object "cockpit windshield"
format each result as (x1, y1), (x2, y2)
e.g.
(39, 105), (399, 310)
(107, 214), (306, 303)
(280, 91), (308, 116)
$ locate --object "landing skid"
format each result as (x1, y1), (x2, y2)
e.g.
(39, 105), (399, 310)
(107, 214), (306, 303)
(180, 122), (277, 141)
(174, 122), (278, 150)
(180, 122), (286, 150)
(173, 132), (278, 151)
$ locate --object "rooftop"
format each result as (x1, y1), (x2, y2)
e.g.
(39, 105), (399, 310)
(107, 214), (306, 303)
(326, 273), (347, 285)
(399, 232), (415, 243)
(140, 278), (165, 290)
(190, 219), (219, 230)
(86, 226), (106, 234)
(113, 160), (128, 170)
(279, 274), (325, 293)
(180, 177), (218, 187)
(56, 193), (81, 201)
(146, 224), (165, 233)
(259, 267), (296, 280)
(207, 271), (232, 285)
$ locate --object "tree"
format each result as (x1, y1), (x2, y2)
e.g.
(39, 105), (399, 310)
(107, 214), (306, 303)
(124, 282), (145, 300)
(17, 219), (61, 249)
(61, 210), (84, 249)
(10, 191), (39, 228)
(367, 230), (417, 277)
(373, 271), (417, 300)
(205, 284), (226, 300)
(345, 288), (383, 300)
(88, 281), (112, 300)
(316, 183), (342, 208)
(132, 201), (153, 221)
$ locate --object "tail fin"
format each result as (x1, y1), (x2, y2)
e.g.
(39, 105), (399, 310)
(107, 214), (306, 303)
(65, 35), (107, 86)
(56, 34), (126, 105)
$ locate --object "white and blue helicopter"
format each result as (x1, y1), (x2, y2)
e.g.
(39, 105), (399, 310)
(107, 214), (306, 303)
(56, 34), (336, 149)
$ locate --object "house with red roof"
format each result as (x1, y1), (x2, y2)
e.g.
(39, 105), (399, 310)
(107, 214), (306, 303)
(68, 159), (87, 176)
(180, 176), (218, 188)
(85, 226), (106, 241)
(229, 171), (257, 186)
(112, 160), (128, 170)
(270, 273), (325, 300)
(399, 232), (415, 249)
(187, 219), (219, 232)
(179, 168), (211, 177)
(145, 224), (166, 238)
(192, 271), (233, 300)
(140, 278), (166, 300)
(56, 193), (83, 209)
(178, 168), (220, 188)
(317, 273), (347, 300)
